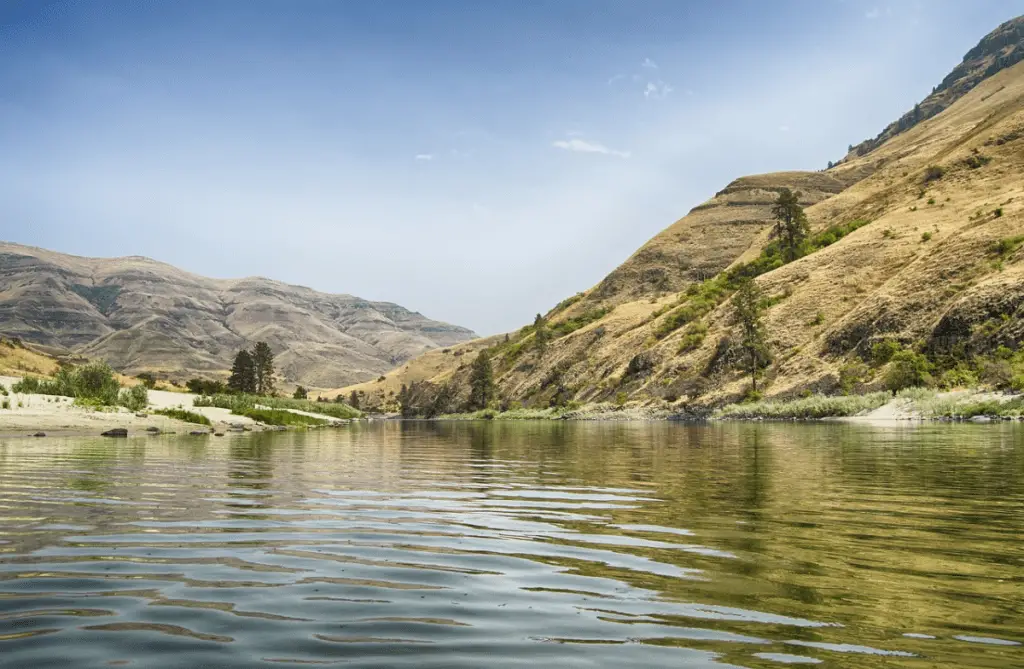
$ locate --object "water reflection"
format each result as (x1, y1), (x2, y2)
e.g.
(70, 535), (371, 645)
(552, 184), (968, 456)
(0, 422), (1020, 668)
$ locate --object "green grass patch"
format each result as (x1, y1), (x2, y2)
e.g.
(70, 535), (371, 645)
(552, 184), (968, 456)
(234, 408), (328, 427)
(154, 408), (212, 426)
(193, 394), (360, 419)
(549, 307), (611, 338)
(715, 392), (892, 420)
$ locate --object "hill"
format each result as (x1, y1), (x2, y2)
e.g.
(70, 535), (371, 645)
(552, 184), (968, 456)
(0, 244), (476, 388)
(339, 15), (1024, 413)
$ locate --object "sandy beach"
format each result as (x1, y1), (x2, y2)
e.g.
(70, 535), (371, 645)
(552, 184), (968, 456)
(0, 375), (259, 437)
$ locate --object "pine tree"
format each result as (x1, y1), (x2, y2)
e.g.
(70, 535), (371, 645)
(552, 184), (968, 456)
(228, 349), (256, 393)
(348, 390), (360, 410)
(293, 386), (307, 400)
(533, 314), (549, 351)
(770, 188), (810, 262)
(732, 279), (771, 394)
(251, 341), (276, 396)
(468, 351), (495, 410)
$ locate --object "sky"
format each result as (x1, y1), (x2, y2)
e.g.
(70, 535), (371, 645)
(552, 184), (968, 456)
(1, 1), (1022, 335)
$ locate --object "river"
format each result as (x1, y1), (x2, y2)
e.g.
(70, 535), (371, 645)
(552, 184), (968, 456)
(0, 422), (1021, 668)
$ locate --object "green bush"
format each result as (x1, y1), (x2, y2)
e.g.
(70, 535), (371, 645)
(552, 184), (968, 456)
(136, 373), (157, 389)
(921, 232), (932, 242)
(1, 399), (9, 410)
(12, 362), (121, 405)
(118, 384), (149, 412)
(0, 385), (7, 397)
(871, 340), (902, 366)
(154, 407), (212, 425)
(922, 165), (944, 183)
(838, 360), (870, 394)
(884, 350), (933, 392)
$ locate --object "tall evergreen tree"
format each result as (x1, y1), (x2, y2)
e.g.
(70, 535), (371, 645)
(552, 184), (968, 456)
(533, 313), (549, 351)
(770, 188), (810, 262)
(227, 350), (256, 393)
(468, 351), (495, 410)
(293, 386), (308, 400)
(732, 279), (771, 394)
(251, 341), (276, 396)
(348, 390), (361, 410)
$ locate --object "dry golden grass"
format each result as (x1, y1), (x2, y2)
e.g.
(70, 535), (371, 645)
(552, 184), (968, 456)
(336, 59), (1024, 410)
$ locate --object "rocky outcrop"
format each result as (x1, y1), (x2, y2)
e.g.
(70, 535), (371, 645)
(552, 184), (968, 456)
(0, 243), (476, 387)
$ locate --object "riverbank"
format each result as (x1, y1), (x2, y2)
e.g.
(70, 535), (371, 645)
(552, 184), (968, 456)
(0, 376), (355, 437)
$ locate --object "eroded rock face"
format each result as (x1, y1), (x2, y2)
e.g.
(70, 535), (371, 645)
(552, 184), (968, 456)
(0, 243), (476, 387)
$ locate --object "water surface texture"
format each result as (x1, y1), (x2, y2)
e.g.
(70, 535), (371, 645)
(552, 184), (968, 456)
(0, 422), (1021, 668)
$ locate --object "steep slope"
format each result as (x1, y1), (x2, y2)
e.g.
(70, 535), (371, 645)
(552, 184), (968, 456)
(341, 17), (1024, 412)
(0, 244), (476, 387)
(847, 15), (1023, 159)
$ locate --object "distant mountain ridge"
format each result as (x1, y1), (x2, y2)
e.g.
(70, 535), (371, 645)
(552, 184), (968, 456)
(0, 242), (476, 387)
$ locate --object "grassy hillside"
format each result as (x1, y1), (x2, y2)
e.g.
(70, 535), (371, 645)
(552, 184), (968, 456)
(338, 24), (1024, 414)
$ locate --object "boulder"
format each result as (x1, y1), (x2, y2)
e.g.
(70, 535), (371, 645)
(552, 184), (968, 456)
(101, 428), (128, 438)
(145, 426), (161, 433)
(31, 432), (46, 437)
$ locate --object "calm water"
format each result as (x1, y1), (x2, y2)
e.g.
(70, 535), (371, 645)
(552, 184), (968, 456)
(0, 422), (1021, 668)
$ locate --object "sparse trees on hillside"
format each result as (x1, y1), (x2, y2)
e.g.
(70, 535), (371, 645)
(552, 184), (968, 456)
(770, 188), (810, 262)
(732, 279), (771, 394)
(228, 350), (256, 394)
(251, 342), (276, 396)
(468, 351), (495, 410)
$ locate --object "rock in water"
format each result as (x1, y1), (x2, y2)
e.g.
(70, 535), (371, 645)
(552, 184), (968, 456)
(101, 428), (128, 437)
(31, 432), (46, 437)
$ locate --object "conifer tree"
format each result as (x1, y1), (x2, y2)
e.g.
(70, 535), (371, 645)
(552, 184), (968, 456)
(732, 279), (771, 394)
(468, 351), (495, 410)
(770, 188), (810, 262)
(251, 342), (276, 396)
(228, 349), (256, 393)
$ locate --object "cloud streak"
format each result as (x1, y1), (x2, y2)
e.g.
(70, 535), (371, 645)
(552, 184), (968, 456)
(414, 153), (434, 161)
(552, 138), (630, 158)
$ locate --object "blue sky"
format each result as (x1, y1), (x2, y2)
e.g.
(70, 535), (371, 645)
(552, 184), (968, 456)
(2, 1), (1022, 335)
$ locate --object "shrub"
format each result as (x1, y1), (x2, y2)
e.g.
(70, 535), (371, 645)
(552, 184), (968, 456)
(884, 350), (933, 392)
(961, 154), (991, 169)
(0, 385), (7, 397)
(870, 340), (902, 366)
(186, 378), (227, 395)
(614, 391), (628, 408)
(994, 208), (1003, 218)
(13, 362), (121, 405)
(1, 399), (8, 410)
(938, 365), (979, 389)
(118, 384), (149, 412)
(991, 236), (1024, 257)
(194, 393), (360, 420)
(136, 373), (157, 389)
(926, 198), (935, 205)
(154, 407), (212, 426)
(922, 165), (944, 183)
(293, 386), (308, 400)
(838, 360), (870, 394)
(921, 232), (932, 242)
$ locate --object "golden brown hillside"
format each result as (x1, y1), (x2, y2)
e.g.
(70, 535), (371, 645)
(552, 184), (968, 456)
(339, 23), (1024, 414)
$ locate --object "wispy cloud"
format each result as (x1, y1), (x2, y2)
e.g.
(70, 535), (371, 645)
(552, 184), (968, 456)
(865, 7), (890, 19)
(552, 138), (630, 158)
(642, 57), (658, 69)
(643, 81), (673, 99)
(414, 153), (434, 161)
(607, 73), (626, 85)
